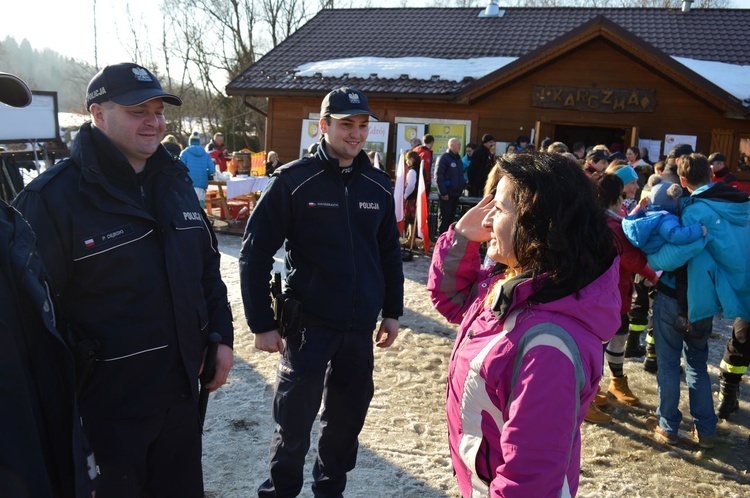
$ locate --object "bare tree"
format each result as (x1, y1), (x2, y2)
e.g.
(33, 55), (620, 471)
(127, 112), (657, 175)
(128, 0), (317, 150)
(116, 0), (731, 149)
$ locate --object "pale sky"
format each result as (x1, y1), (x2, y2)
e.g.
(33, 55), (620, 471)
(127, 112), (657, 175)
(1, 1), (160, 67)
(2, 0), (750, 67)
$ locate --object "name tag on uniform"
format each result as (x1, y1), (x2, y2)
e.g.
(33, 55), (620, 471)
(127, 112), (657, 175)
(307, 201), (339, 209)
(81, 224), (135, 250)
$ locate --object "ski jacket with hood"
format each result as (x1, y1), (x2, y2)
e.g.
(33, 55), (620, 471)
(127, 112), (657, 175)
(180, 144), (214, 190)
(648, 182), (750, 322)
(428, 227), (620, 498)
(622, 208), (704, 255)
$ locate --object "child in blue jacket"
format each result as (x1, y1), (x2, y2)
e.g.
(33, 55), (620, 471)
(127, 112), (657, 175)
(622, 175), (706, 330)
(622, 176), (706, 254)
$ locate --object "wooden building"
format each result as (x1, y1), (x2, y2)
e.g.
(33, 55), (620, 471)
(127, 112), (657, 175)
(226, 6), (750, 180)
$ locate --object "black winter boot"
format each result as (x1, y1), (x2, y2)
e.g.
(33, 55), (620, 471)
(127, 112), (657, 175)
(643, 330), (657, 373)
(718, 378), (740, 419)
(624, 331), (646, 358)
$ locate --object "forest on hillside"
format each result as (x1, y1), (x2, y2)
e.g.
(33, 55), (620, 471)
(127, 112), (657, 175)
(0, 36), (97, 113)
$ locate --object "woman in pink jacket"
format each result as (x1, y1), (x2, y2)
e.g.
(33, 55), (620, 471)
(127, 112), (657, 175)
(428, 153), (621, 497)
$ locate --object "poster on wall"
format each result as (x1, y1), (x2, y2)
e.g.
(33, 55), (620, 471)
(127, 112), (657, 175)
(395, 123), (426, 161)
(395, 118), (471, 154)
(300, 119), (321, 159)
(427, 123), (467, 155)
(663, 134), (697, 156)
(366, 121), (390, 167)
(299, 119), (390, 163)
(638, 138), (662, 163)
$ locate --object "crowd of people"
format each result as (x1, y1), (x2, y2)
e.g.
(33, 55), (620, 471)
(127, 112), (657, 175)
(2, 68), (749, 498)
(414, 129), (750, 493)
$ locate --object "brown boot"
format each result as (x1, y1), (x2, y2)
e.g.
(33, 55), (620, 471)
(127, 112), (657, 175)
(608, 375), (640, 406)
(584, 402), (612, 424)
(594, 386), (608, 407)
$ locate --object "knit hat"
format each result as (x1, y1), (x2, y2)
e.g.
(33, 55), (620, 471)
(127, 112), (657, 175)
(614, 165), (638, 185)
(189, 131), (201, 146)
(482, 134), (495, 144)
(708, 152), (726, 164)
(648, 176), (682, 209)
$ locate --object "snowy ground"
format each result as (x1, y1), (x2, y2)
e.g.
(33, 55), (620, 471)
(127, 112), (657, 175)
(202, 233), (750, 498)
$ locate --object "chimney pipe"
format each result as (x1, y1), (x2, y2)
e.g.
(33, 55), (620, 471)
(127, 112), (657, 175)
(479, 0), (501, 18)
(682, 0), (693, 13)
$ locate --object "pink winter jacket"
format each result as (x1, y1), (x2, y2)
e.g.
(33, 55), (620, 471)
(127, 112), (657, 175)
(428, 227), (621, 498)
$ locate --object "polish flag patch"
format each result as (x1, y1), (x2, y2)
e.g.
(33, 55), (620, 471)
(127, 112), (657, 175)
(84, 238), (95, 248)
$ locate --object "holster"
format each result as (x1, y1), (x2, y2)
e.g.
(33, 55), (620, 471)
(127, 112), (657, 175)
(273, 293), (303, 338)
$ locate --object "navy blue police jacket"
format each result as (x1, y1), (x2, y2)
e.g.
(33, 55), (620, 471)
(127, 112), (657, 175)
(13, 123), (233, 419)
(239, 143), (404, 334)
(0, 201), (94, 497)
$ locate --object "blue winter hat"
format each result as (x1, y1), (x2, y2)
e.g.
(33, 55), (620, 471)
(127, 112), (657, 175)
(614, 165), (638, 185)
(648, 176), (682, 209)
(189, 131), (201, 146)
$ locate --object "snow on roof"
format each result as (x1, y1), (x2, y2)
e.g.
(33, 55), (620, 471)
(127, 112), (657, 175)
(672, 57), (750, 103)
(295, 56), (517, 82)
(296, 56), (750, 103)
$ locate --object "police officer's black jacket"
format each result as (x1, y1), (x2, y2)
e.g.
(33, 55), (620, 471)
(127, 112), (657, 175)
(0, 201), (94, 497)
(13, 123), (233, 419)
(240, 143), (404, 334)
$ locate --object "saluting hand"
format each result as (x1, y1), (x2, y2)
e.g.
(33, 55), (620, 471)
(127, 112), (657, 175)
(454, 194), (494, 243)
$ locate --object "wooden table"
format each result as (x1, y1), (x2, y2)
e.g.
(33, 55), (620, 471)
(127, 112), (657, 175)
(207, 176), (271, 221)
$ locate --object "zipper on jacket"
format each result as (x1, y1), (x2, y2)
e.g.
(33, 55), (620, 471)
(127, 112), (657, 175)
(344, 185), (357, 328)
(449, 329), (475, 378)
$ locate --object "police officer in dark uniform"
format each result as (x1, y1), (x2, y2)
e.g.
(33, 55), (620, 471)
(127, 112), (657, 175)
(14, 63), (234, 497)
(1, 72), (95, 498)
(239, 87), (404, 498)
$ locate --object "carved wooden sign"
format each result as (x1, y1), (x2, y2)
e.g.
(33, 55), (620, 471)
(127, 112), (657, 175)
(532, 85), (656, 113)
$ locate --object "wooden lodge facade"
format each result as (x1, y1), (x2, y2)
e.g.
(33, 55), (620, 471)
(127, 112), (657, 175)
(227, 7), (750, 181)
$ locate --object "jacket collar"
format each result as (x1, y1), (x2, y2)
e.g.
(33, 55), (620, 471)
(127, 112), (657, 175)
(491, 270), (535, 321)
(74, 122), (181, 189)
(316, 140), (372, 175)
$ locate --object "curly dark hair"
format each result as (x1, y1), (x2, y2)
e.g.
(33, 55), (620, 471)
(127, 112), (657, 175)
(496, 152), (616, 299)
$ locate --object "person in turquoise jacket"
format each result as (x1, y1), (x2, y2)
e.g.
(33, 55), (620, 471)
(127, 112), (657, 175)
(180, 132), (214, 207)
(646, 152), (750, 448)
(648, 154), (750, 324)
(622, 175), (706, 255)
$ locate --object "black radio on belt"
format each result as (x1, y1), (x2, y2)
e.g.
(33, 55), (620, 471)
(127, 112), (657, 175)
(270, 272), (302, 338)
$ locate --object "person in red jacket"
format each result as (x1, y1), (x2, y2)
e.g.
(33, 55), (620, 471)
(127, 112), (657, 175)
(206, 132), (229, 172)
(412, 133), (434, 186)
(709, 152), (742, 189)
(592, 173), (658, 423)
